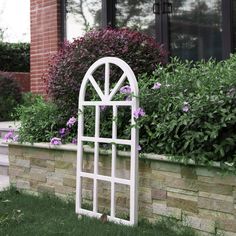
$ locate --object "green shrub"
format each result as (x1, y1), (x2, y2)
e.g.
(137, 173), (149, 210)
(20, 92), (43, 107)
(138, 56), (236, 164)
(16, 97), (62, 143)
(0, 76), (22, 121)
(0, 42), (30, 72)
(12, 92), (43, 120)
(72, 55), (236, 164)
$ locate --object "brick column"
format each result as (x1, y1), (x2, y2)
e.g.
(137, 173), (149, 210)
(30, 0), (62, 94)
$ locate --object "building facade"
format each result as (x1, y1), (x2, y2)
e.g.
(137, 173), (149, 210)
(30, 0), (236, 94)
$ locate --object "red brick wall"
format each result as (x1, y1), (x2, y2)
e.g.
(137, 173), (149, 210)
(30, 0), (62, 94)
(0, 71), (30, 93)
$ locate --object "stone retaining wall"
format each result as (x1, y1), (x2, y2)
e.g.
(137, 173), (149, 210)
(8, 143), (236, 235)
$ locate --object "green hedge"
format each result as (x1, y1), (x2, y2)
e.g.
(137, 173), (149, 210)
(138, 56), (236, 164)
(0, 42), (30, 72)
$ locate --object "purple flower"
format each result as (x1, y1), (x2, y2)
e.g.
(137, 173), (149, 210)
(59, 128), (66, 135)
(72, 137), (77, 144)
(182, 102), (190, 112)
(59, 128), (70, 137)
(3, 131), (14, 142)
(100, 105), (107, 111)
(120, 85), (131, 95)
(152, 82), (162, 90)
(133, 108), (145, 119)
(125, 96), (131, 101)
(13, 135), (19, 142)
(66, 117), (77, 127)
(137, 145), (142, 151)
(50, 137), (62, 145)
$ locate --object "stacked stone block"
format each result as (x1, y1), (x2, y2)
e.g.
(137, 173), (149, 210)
(8, 143), (236, 235)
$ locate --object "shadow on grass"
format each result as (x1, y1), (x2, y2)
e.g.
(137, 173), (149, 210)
(0, 187), (196, 236)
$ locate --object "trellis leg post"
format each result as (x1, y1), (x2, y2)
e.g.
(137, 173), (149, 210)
(111, 105), (117, 218)
(130, 98), (139, 225)
(76, 105), (84, 213)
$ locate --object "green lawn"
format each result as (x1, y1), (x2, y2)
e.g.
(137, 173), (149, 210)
(0, 188), (196, 236)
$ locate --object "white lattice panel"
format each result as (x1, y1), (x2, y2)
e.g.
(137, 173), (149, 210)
(76, 57), (139, 225)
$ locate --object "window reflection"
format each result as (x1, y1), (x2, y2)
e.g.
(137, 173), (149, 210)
(66, 0), (101, 41)
(116, 0), (155, 38)
(169, 0), (222, 61)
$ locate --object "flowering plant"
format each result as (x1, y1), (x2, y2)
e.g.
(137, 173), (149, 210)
(138, 56), (236, 163)
(51, 116), (78, 145)
(3, 130), (19, 142)
(50, 137), (62, 145)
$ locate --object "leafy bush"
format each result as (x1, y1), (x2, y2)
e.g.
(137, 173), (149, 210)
(45, 28), (166, 120)
(138, 56), (236, 164)
(0, 76), (22, 121)
(68, 55), (236, 164)
(11, 93), (43, 120)
(15, 97), (62, 143)
(0, 42), (30, 72)
(20, 92), (43, 107)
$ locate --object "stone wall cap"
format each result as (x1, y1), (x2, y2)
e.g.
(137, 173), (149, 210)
(0, 121), (20, 131)
(7, 142), (229, 169)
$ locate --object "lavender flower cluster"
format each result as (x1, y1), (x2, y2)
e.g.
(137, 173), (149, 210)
(50, 116), (77, 145)
(3, 130), (19, 142)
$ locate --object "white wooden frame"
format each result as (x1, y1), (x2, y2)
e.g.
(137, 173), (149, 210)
(76, 57), (139, 225)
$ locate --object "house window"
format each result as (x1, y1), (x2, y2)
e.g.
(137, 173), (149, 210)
(115, 1), (155, 38)
(169, 0), (222, 61)
(65, 0), (102, 41)
(0, 0), (30, 42)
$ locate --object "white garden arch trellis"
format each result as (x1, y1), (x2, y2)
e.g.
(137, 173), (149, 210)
(76, 57), (139, 225)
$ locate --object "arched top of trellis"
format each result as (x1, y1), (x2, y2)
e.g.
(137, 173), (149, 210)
(79, 57), (139, 103)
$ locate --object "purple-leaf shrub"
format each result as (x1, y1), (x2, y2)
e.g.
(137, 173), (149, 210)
(44, 28), (166, 119)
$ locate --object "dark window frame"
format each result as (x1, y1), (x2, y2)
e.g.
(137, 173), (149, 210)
(222, 0), (233, 59)
(102, 0), (116, 28)
(61, 0), (67, 40)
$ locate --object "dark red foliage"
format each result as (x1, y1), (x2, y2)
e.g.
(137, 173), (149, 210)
(44, 28), (167, 119)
